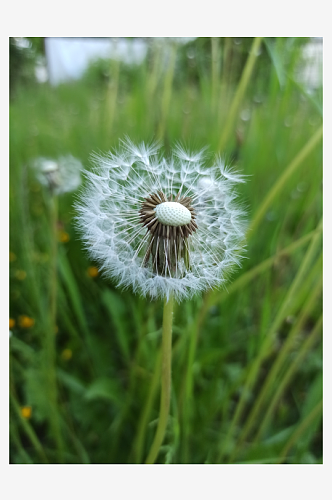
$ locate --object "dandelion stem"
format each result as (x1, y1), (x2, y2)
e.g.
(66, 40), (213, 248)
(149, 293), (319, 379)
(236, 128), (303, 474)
(145, 294), (174, 464)
(46, 194), (64, 461)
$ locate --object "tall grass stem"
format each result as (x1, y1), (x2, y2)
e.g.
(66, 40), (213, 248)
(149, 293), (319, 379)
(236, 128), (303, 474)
(211, 37), (220, 113)
(230, 275), (322, 461)
(132, 348), (162, 463)
(157, 43), (177, 140)
(218, 218), (322, 462)
(104, 56), (120, 139)
(277, 400), (322, 464)
(147, 40), (163, 102)
(201, 226), (321, 320)
(218, 37), (263, 152)
(10, 392), (49, 463)
(178, 318), (199, 462)
(249, 126), (323, 236)
(254, 315), (322, 443)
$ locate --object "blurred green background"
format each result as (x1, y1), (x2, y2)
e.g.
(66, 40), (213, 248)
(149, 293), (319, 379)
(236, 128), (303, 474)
(9, 37), (322, 464)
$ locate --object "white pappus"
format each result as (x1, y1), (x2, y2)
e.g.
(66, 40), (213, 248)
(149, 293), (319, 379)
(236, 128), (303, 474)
(75, 139), (248, 302)
(32, 155), (83, 195)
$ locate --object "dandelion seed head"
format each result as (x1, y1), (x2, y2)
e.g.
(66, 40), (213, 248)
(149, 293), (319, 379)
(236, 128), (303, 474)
(31, 155), (83, 194)
(75, 139), (247, 302)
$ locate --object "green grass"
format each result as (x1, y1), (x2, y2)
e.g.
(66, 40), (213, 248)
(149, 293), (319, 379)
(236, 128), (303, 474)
(9, 37), (322, 464)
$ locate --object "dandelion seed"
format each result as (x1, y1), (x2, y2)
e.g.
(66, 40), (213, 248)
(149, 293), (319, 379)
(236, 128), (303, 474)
(75, 139), (247, 302)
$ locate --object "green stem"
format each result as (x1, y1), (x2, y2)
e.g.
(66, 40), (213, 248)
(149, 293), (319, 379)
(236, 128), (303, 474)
(10, 420), (33, 464)
(265, 218), (322, 333)
(50, 195), (58, 338)
(277, 400), (322, 464)
(229, 275), (322, 461)
(147, 40), (163, 102)
(201, 225), (321, 320)
(211, 37), (220, 113)
(254, 315), (322, 444)
(145, 294), (174, 464)
(104, 53), (120, 139)
(157, 43), (177, 141)
(218, 218), (322, 462)
(249, 126), (322, 236)
(218, 37), (263, 152)
(178, 318), (199, 463)
(46, 194), (64, 461)
(217, 37), (232, 125)
(131, 348), (162, 463)
(10, 392), (48, 463)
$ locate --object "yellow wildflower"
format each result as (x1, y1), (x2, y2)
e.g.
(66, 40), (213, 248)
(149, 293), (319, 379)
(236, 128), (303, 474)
(87, 266), (99, 278)
(61, 348), (72, 360)
(10, 252), (17, 262)
(15, 270), (27, 280)
(18, 315), (35, 328)
(21, 406), (32, 419)
(58, 231), (70, 243)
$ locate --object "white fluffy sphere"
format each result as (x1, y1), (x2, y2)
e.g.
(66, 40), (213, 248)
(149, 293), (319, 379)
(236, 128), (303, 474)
(75, 139), (247, 302)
